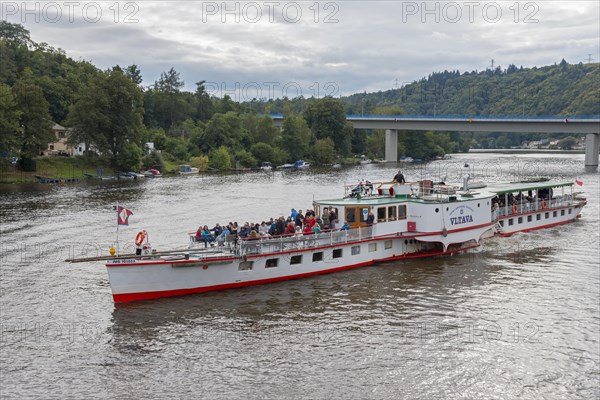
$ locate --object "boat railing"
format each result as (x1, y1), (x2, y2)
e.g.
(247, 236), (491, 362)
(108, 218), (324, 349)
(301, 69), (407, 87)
(239, 226), (375, 256)
(494, 194), (577, 219)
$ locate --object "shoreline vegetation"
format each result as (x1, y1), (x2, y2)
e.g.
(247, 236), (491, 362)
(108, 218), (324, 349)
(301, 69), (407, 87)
(1, 21), (597, 184)
(0, 150), (585, 184)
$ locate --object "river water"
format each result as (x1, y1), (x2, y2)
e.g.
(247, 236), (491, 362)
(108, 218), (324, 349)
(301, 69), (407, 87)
(1, 153), (598, 399)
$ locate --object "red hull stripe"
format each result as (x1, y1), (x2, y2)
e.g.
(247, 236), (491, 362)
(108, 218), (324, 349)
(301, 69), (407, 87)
(112, 244), (478, 303)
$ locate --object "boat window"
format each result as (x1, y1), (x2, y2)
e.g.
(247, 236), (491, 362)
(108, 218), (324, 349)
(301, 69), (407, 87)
(527, 215), (532, 222)
(377, 207), (386, 222)
(568, 208), (572, 214)
(561, 210), (565, 216)
(333, 249), (343, 258)
(290, 255), (302, 265)
(384, 240), (393, 249)
(265, 258), (278, 268)
(351, 246), (361, 255)
(537, 214), (541, 220)
(312, 252), (323, 262)
(239, 261), (254, 271)
(499, 220), (504, 227)
(388, 206), (397, 221)
(553, 211), (557, 217)
(545, 212), (549, 219)
(518, 217), (523, 224)
(359, 208), (369, 223)
(508, 219), (514, 226)
(346, 208), (357, 224)
(368, 243), (377, 252)
(398, 205), (407, 220)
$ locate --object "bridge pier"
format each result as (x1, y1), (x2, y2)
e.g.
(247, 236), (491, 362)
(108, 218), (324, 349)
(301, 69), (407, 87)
(584, 133), (599, 170)
(385, 129), (398, 162)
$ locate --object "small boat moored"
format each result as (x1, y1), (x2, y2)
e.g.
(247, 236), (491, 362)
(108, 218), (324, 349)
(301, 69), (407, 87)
(179, 165), (199, 175)
(143, 169), (162, 178)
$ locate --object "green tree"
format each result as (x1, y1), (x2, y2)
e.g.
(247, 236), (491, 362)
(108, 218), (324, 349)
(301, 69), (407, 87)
(194, 80), (214, 122)
(0, 83), (23, 155)
(250, 142), (275, 164)
(280, 115), (311, 161)
(12, 79), (53, 157)
(125, 64), (143, 86)
(314, 138), (335, 164)
(118, 142), (143, 171)
(255, 115), (278, 144)
(303, 97), (349, 156)
(66, 67), (144, 162)
(209, 146), (232, 170)
(234, 149), (257, 167)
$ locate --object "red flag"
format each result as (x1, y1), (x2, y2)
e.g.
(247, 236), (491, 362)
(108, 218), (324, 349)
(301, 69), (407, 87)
(575, 177), (583, 186)
(117, 206), (133, 225)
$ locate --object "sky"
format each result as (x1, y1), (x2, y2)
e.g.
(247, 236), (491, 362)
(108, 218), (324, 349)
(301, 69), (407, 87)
(2, 1), (599, 100)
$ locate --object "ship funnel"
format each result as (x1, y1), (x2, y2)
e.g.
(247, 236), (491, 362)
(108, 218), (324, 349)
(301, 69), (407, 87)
(462, 174), (470, 191)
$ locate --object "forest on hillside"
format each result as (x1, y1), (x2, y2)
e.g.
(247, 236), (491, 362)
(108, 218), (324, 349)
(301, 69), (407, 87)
(1, 21), (597, 173)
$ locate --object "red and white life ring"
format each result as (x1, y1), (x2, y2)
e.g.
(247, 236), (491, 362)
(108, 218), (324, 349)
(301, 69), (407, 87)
(541, 200), (547, 209)
(512, 205), (518, 214)
(135, 231), (146, 246)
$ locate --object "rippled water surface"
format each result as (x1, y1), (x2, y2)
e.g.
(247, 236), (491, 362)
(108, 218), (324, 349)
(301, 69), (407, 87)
(1, 154), (598, 399)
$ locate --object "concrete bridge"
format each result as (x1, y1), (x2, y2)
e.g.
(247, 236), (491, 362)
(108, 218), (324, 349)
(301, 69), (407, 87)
(270, 114), (600, 169)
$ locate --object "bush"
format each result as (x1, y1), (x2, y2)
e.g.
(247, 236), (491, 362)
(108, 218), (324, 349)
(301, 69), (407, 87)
(234, 149), (257, 168)
(314, 138), (335, 165)
(142, 151), (165, 171)
(190, 155), (209, 171)
(18, 156), (36, 171)
(209, 146), (232, 170)
(117, 143), (143, 171)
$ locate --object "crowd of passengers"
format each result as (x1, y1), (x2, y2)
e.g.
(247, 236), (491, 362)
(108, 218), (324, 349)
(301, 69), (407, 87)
(195, 207), (350, 247)
(491, 188), (554, 210)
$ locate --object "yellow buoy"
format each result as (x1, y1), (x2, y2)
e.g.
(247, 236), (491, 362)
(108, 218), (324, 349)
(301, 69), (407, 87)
(109, 246), (116, 256)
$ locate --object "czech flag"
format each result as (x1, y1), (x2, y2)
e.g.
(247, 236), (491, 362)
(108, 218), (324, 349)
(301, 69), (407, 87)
(117, 206), (134, 225)
(575, 177), (583, 186)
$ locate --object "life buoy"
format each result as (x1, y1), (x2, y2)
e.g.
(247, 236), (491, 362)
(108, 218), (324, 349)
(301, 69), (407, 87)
(512, 205), (518, 214)
(541, 200), (547, 209)
(135, 231), (145, 246)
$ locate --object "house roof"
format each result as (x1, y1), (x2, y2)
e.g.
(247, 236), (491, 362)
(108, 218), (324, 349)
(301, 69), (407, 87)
(52, 123), (66, 130)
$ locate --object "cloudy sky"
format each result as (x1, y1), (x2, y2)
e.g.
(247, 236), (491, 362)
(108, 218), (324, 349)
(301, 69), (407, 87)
(3, 1), (599, 99)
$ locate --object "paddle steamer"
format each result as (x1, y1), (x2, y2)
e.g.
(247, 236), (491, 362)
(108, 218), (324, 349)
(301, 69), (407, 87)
(94, 179), (586, 302)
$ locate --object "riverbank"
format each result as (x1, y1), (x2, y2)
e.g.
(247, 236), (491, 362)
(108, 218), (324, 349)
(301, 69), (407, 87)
(470, 149), (585, 154)
(0, 157), (115, 184)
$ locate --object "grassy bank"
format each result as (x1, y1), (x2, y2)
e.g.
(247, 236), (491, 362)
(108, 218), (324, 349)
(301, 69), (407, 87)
(0, 156), (116, 184)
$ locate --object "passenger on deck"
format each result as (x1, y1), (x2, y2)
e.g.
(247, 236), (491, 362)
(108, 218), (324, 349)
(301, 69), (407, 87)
(321, 208), (329, 229)
(239, 222), (250, 239)
(329, 209), (337, 230)
(365, 180), (374, 195)
(259, 222), (270, 236)
(248, 230), (259, 240)
(366, 211), (375, 226)
(392, 170), (406, 184)
(216, 226), (230, 246)
(312, 223), (321, 234)
(303, 224), (313, 235)
(290, 208), (298, 220)
(198, 225), (215, 247)
(285, 222), (296, 235)
(340, 223), (350, 231)
(211, 223), (223, 237)
(294, 210), (303, 228)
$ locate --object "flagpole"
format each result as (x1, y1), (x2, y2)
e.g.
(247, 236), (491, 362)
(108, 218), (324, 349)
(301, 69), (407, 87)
(116, 200), (120, 257)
